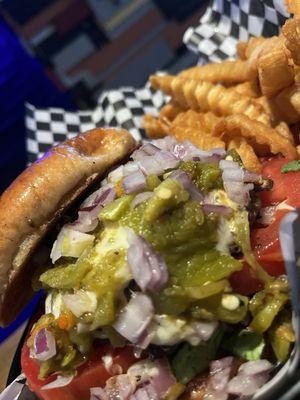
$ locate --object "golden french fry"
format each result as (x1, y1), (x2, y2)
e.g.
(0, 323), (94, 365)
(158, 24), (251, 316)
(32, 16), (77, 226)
(143, 114), (169, 139)
(272, 84), (300, 124)
(228, 137), (262, 173)
(246, 36), (282, 77)
(236, 41), (248, 60)
(149, 75), (270, 125)
(179, 60), (256, 83)
(159, 102), (186, 122)
(232, 80), (261, 98)
(172, 110), (220, 133)
(168, 110), (224, 150)
(257, 44), (294, 97)
(212, 114), (298, 159)
(285, 0), (300, 17)
(282, 17), (300, 66)
(275, 121), (295, 144)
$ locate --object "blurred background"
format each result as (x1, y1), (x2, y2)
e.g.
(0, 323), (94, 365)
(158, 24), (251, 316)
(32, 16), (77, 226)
(0, 0), (208, 191)
(0, 0), (209, 368)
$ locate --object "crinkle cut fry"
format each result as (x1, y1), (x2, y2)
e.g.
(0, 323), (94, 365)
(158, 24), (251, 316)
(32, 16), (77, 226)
(272, 84), (300, 124)
(150, 75), (271, 125)
(231, 81), (261, 98)
(257, 43), (295, 97)
(285, 0), (300, 17)
(228, 137), (262, 173)
(179, 60), (256, 83)
(143, 114), (169, 139)
(171, 109), (220, 133)
(212, 114), (298, 159)
(159, 102), (186, 122)
(282, 17), (300, 66)
(168, 110), (224, 150)
(236, 41), (247, 60)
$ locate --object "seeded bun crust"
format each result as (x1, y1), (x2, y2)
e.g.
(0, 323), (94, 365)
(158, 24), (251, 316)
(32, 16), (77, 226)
(0, 128), (136, 326)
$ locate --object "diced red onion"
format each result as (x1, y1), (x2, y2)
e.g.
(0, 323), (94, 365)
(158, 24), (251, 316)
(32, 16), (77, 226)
(209, 357), (233, 391)
(70, 186), (116, 233)
(130, 384), (158, 400)
(154, 150), (180, 170)
(202, 204), (233, 217)
(219, 160), (239, 170)
(123, 162), (140, 177)
(131, 192), (153, 209)
(223, 181), (252, 206)
(122, 170), (147, 194)
(178, 141), (225, 163)
(258, 206), (276, 226)
(150, 359), (176, 398)
(135, 329), (155, 350)
(192, 320), (218, 341)
(42, 375), (74, 390)
(172, 143), (187, 160)
(222, 168), (245, 182)
(113, 293), (154, 344)
(227, 360), (272, 397)
(138, 156), (164, 176)
(152, 137), (177, 151)
(90, 387), (107, 400)
(33, 328), (56, 361)
(169, 170), (204, 201)
(127, 233), (168, 292)
(227, 372), (270, 397)
(108, 166), (124, 183)
(131, 143), (160, 161)
(238, 360), (273, 376)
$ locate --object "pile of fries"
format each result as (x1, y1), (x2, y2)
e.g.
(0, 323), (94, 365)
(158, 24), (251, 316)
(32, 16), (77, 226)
(144, 4), (300, 173)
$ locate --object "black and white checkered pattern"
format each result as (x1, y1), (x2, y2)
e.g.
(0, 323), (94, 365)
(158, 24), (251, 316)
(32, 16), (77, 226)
(26, 85), (166, 163)
(183, 0), (289, 62)
(25, 0), (291, 164)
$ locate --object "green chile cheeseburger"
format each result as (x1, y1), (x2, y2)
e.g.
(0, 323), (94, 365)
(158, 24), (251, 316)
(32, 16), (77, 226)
(0, 128), (294, 400)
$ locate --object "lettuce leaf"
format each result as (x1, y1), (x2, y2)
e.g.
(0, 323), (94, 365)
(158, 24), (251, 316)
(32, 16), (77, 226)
(223, 330), (265, 361)
(170, 328), (223, 383)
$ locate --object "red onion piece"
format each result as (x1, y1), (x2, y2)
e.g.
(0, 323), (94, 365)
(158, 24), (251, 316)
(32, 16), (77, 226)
(122, 170), (147, 194)
(71, 186), (116, 232)
(42, 375), (74, 390)
(127, 233), (169, 292)
(227, 360), (272, 397)
(238, 360), (273, 376)
(131, 143), (160, 161)
(130, 384), (158, 400)
(154, 150), (180, 170)
(203, 357), (233, 400)
(33, 328), (56, 361)
(131, 192), (153, 209)
(258, 206), (276, 226)
(219, 160), (239, 170)
(202, 204), (233, 217)
(150, 359), (176, 398)
(152, 136), (177, 151)
(113, 293), (154, 345)
(138, 156), (164, 176)
(169, 170), (204, 201)
(227, 372), (270, 397)
(123, 162), (140, 177)
(192, 320), (218, 341)
(179, 141), (225, 162)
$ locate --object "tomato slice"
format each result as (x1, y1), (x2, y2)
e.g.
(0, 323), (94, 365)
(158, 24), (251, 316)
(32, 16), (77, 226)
(230, 263), (263, 296)
(251, 209), (289, 276)
(260, 158), (290, 206)
(21, 343), (137, 400)
(260, 157), (300, 207)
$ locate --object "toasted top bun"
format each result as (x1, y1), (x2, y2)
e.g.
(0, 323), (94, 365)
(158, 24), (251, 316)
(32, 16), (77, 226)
(0, 128), (136, 326)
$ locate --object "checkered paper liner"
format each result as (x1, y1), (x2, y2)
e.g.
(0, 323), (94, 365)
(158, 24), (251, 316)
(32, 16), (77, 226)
(25, 0), (290, 164)
(1, 0), (296, 399)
